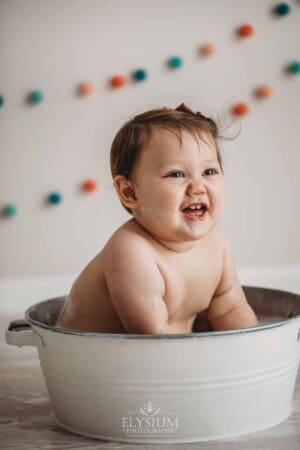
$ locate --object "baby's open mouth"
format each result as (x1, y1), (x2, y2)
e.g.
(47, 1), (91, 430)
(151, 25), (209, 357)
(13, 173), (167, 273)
(182, 204), (208, 219)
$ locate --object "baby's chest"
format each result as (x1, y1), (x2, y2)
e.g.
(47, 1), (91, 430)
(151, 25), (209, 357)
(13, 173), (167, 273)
(157, 252), (223, 320)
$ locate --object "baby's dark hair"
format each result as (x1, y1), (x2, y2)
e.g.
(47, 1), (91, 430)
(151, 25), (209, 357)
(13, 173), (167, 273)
(110, 104), (233, 215)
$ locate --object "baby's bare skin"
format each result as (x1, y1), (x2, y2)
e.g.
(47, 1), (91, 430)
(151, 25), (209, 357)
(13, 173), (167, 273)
(57, 218), (221, 333)
(56, 218), (256, 333)
(56, 128), (258, 333)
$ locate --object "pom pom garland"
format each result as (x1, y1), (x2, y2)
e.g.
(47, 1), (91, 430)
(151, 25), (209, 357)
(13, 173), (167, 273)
(232, 102), (250, 116)
(255, 85), (273, 98)
(78, 82), (94, 95)
(48, 192), (62, 205)
(29, 90), (44, 104)
(237, 24), (255, 38)
(3, 204), (18, 217)
(133, 69), (148, 81)
(288, 61), (300, 74)
(82, 179), (98, 192)
(111, 75), (127, 88)
(168, 56), (184, 69)
(200, 43), (216, 56)
(273, 3), (291, 16)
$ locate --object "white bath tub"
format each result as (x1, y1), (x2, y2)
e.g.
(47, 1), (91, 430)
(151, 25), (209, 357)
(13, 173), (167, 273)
(5, 285), (300, 444)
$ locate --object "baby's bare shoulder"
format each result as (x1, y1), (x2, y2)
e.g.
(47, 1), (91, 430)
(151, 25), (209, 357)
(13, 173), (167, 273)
(105, 219), (154, 250)
(103, 219), (158, 274)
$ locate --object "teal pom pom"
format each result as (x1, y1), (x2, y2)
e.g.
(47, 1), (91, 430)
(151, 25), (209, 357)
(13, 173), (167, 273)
(133, 69), (148, 81)
(289, 61), (300, 74)
(48, 192), (62, 204)
(30, 90), (44, 104)
(274, 3), (291, 16)
(3, 204), (18, 217)
(0, 95), (4, 107)
(169, 56), (183, 69)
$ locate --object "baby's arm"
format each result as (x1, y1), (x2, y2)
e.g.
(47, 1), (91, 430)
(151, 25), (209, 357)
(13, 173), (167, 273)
(206, 234), (258, 331)
(104, 235), (175, 334)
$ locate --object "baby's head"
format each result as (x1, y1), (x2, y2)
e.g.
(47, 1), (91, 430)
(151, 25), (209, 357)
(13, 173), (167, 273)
(110, 103), (226, 245)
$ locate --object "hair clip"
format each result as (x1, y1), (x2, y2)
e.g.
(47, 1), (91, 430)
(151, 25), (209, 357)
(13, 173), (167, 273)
(174, 102), (209, 120)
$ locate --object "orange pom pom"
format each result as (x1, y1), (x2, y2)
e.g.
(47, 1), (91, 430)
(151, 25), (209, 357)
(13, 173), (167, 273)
(201, 43), (216, 56)
(232, 102), (250, 116)
(111, 75), (126, 88)
(255, 85), (272, 98)
(82, 179), (98, 192)
(78, 82), (94, 95)
(237, 24), (255, 37)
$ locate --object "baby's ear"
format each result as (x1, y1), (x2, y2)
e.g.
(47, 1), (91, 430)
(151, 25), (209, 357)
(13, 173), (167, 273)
(113, 175), (138, 209)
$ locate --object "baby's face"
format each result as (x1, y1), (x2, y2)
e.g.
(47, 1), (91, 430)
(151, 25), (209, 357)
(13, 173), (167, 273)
(130, 128), (225, 249)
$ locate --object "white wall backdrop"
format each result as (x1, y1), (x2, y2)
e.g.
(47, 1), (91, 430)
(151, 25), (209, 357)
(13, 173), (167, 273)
(1, 0), (300, 277)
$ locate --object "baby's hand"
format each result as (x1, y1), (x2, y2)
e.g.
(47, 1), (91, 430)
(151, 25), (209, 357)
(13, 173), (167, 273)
(207, 284), (258, 331)
(206, 234), (258, 331)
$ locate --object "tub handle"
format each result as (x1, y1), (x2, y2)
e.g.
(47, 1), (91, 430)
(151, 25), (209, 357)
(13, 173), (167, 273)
(5, 319), (36, 347)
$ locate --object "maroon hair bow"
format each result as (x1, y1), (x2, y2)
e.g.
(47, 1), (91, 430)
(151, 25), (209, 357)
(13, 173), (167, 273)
(174, 102), (209, 120)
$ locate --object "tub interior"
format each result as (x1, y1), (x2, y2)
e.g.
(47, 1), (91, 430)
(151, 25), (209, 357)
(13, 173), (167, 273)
(26, 285), (300, 331)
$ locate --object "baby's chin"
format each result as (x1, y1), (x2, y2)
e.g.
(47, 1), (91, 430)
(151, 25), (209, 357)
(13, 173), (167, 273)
(158, 219), (214, 242)
(181, 211), (221, 235)
(186, 219), (206, 232)
(133, 210), (219, 241)
(181, 221), (214, 240)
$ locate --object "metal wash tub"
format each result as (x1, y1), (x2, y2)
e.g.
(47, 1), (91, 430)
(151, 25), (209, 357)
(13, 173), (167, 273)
(5, 285), (300, 444)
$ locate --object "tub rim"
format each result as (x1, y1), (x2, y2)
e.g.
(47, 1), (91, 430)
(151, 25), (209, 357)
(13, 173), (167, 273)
(24, 285), (300, 340)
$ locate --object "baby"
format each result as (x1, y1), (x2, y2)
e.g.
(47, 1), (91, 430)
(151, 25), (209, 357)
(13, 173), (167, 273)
(56, 103), (258, 334)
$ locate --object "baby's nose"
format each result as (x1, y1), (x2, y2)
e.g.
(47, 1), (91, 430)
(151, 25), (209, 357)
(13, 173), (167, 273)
(187, 178), (207, 195)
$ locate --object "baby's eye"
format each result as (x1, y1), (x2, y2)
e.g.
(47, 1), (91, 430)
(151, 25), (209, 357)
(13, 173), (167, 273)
(166, 171), (185, 178)
(203, 168), (219, 176)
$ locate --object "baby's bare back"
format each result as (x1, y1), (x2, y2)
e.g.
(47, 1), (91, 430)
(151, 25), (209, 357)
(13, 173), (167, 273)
(56, 218), (224, 333)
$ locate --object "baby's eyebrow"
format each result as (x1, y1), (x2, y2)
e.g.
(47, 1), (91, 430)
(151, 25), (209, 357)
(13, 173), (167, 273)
(202, 159), (219, 164)
(158, 158), (219, 168)
(157, 160), (185, 168)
